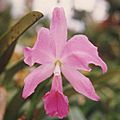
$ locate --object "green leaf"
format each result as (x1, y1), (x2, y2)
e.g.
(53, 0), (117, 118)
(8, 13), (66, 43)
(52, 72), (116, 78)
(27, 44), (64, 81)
(4, 89), (25, 120)
(69, 106), (86, 120)
(0, 11), (43, 73)
(0, 11), (43, 55)
(0, 41), (16, 73)
(3, 60), (26, 87)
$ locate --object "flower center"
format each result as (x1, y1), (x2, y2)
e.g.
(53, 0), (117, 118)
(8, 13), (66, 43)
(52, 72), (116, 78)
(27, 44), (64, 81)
(54, 60), (61, 76)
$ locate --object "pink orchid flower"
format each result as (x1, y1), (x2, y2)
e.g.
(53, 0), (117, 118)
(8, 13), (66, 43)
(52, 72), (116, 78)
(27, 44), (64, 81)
(22, 7), (107, 118)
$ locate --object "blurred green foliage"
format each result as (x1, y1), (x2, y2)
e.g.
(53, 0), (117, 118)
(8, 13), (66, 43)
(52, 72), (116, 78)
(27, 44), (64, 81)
(0, 0), (120, 120)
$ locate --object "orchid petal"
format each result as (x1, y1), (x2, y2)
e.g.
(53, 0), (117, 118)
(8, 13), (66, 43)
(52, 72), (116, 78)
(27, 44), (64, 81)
(62, 65), (100, 101)
(43, 75), (69, 119)
(62, 51), (107, 73)
(24, 27), (55, 66)
(50, 7), (67, 58)
(22, 64), (54, 99)
(62, 35), (107, 73)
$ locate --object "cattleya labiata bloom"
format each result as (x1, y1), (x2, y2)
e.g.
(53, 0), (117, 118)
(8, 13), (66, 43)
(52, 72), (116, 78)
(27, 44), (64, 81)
(22, 7), (107, 119)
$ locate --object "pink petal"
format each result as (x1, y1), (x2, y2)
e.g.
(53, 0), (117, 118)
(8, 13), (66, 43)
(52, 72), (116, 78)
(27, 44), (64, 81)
(61, 52), (91, 71)
(50, 7), (67, 58)
(24, 47), (34, 67)
(62, 51), (107, 73)
(22, 64), (54, 99)
(61, 65), (100, 101)
(61, 35), (107, 73)
(34, 27), (55, 55)
(24, 27), (55, 66)
(43, 91), (69, 119)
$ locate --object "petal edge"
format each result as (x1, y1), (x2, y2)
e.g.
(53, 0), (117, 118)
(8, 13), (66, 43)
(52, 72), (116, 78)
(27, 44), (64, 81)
(62, 65), (100, 101)
(22, 64), (54, 99)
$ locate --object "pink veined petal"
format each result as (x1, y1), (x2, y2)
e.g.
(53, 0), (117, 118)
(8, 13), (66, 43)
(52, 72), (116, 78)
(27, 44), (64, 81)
(61, 65), (100, 101)
(62, 51), (107, 73)
(43, 91), (69, 119)
(61, 51), (91, 71)
(50, 7), (67, 58)
(61, 35), (107, 73)
(24, 27), (55, 66)
(62, 35), (97, 56)
(43, 75), (69, 119)
(22, 64), (54, 99)
(34, 27), (55, 56)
